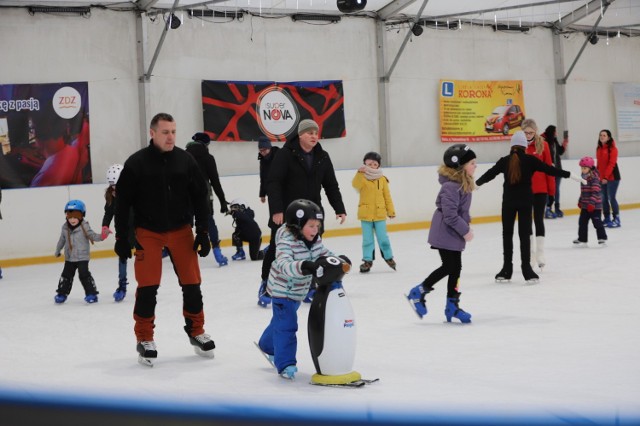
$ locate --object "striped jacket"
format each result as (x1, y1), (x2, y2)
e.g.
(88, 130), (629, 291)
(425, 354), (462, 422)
(578, 169), (603, 211)
(267, 225), (333, 302)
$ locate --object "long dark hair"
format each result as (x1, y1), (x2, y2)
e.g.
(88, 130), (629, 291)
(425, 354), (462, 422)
(507, 146), (523, 185)
(543, 125), (557, 145)
(598, 129), (614, 148)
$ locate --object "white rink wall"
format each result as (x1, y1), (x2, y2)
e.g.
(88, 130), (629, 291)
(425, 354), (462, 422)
(1, 156), (639, 261)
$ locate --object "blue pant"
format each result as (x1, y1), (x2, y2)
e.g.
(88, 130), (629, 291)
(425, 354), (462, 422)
(361, 220), (393, 261)
(118, 258), (128, 282)
(258, 298), (301, 373)
(601, 180), (620, 220)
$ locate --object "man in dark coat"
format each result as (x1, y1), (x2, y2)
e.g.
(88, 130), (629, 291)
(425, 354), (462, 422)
(115, 113), (215, 363)
(186, 132), (230, 266)
(257, 119), (347, 307)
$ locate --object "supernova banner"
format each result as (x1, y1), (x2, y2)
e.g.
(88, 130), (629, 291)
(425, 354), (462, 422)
(439, 80), (526, 142)
(0, 81), (91, 188)
(201, 80), (346, 141)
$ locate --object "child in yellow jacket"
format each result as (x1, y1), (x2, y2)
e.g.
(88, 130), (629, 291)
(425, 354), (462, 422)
(352, 152), (396, 273)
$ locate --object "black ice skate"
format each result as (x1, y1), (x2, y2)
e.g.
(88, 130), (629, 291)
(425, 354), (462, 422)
(495, 263), (513, 283)
(521, 264), (539, 284)
(137, 341), (157, 367)
(189, 333), (215, 358)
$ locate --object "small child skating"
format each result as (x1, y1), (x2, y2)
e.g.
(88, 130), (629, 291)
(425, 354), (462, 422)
(102, 164), (131, 301)
(54, 199), (107, 304)
(228, 198), (264, 261)
(257, 199), (349, 380)
(573, 156), (608, 247)
(406, 144), (476, 323)
(352, 151), (396, 273)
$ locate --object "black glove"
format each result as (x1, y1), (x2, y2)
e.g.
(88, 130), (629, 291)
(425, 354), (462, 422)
(548, 195), (555, 205)
(114, 238), (132, 260)
(338, 255), (352, 266)
(193, 232), (211, 257)
(220, 201), (229, 215)
(301, 260), (318, 276)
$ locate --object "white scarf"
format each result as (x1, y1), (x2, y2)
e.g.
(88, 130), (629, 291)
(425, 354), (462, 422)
(363, 166), (384, 181)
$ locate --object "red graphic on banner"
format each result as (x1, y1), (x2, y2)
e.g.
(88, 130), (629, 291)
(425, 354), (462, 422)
(201, 80), (345, 142)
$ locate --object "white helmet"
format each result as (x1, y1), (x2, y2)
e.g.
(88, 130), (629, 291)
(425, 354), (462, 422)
(230, 198), (248, 209)
(106, 164), (124, 185)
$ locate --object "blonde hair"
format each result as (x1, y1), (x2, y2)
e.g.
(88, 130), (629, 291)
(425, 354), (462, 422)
(521, 118), (543, 155)
(438, 164), (476, 194)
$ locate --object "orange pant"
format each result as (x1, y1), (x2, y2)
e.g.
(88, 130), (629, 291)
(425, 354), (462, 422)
(133, 225), (204, 342)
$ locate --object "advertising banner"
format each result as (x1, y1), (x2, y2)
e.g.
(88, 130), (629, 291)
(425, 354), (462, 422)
(202, 80), (345, 141)
(0, 82), (91, 188)
(439, 80), (525, 142)
(613, 82), (640, 142)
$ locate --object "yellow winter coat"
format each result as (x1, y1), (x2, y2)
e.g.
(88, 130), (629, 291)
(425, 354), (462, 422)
(352, 172), (396, 221)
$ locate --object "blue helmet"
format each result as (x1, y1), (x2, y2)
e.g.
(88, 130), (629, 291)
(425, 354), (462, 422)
(64, 199), (86, 215)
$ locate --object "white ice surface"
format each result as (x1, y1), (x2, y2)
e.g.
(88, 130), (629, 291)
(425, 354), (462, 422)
(1, 210), (639, 422)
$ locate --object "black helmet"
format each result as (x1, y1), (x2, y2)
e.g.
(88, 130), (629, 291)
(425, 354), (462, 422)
(285, 199), (323, 230)
(363, 151), (382, 165)
(443, 144), (476, 168)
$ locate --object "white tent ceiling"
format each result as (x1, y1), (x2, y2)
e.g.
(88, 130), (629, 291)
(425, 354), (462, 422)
(1, 0), (639, 35)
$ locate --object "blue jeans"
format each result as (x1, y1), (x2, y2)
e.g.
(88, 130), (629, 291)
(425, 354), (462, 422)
(258, 298), (300, 373)
(118, 258), (128, 282)
(361, 220), (393, 261)
(601, 180), (620, 220)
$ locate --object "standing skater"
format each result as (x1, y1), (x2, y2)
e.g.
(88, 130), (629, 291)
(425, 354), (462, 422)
(186, 132), (230, 266)
(259, 119), (346, 307)
(102, 164), (132, 302)
(541, 125), (568, 218)
(596, 129), (622, 228)
(573, 157), (608, 247)
(352, 151), (396, 273)
(406, 144), (476, 323)
(54, 199), (106, 304)
(523, 119), (554, 270)
(475, 131), (574, 283)
(257, 199), (348, 380)
(115, 113), (215, 365)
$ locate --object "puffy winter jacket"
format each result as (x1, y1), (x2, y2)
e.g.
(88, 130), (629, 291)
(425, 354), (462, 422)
(352, 172), (395, 221)
(578, 169), (603, 211)
(526, 139), (555, 195)
(428, 169), (472, 252)
(267, 226), (333, 302)
(55, 220), (103, 262)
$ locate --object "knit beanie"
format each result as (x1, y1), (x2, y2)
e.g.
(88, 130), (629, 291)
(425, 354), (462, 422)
(510, 131), (527, 148)
(298, 119), (319, 135)
(258, 136), (272, 150)
(192, 132), (211, 145)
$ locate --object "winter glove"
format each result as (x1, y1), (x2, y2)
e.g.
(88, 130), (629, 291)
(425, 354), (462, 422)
(548, 196), (555, 205)
(101, 226), (112, 240)
(587, 204), (595, 213)
(54, 251), (61, 258)
(301, 260), (318, 276)
(193, 232), (211, 257)
(115, 238), (132, 260)
(569, 173), (587, 185)
(338, 255), (352, 266)
(577, 202), (582, 210)
(220, 201), (229, 215)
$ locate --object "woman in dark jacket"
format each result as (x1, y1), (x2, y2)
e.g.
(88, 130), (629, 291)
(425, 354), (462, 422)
(476, 131), (573, 283)
(541, 125), (567, 218)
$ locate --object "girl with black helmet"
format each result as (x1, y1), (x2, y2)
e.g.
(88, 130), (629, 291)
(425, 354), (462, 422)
(257, 199), (349, 380)
(352, 151), (396, 273)
(406, 144), (476, 323)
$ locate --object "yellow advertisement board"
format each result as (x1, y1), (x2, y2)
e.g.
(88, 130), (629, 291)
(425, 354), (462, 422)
(439, 80), (525, 142)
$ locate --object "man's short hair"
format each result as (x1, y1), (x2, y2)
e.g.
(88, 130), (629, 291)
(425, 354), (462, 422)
(150, 113), (174, 130)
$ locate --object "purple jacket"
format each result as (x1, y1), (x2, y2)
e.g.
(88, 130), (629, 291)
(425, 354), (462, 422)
(578, 168), (603, 211)
(428, 172), (472, 252)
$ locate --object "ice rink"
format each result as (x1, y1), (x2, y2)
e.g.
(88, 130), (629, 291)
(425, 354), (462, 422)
(1, 209), (639, 425)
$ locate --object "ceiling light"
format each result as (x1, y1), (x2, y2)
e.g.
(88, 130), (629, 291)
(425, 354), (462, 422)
(167, 13), (181, 29)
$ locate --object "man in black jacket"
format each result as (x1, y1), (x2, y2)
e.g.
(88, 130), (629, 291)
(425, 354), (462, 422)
(186, 132), (230, 266)
(257, 119), (347, 307)
(115, 113), (215, 365)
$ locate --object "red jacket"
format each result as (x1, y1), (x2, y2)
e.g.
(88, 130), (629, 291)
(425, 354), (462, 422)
(596, 140), (619, 181)
(526, 139), (555, 195)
